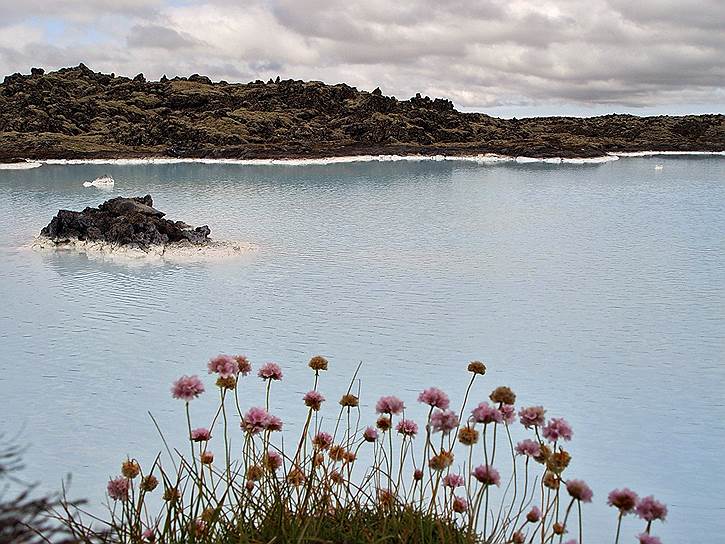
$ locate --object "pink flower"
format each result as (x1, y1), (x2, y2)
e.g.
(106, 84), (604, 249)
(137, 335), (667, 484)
(635, 496), (668, 522)
(430, 409), (459, 434)
(171, 375), (205, 401)
(241, 407), (283, 434)
(526, 506), (541, 523)
(142, 528), (155, 542)
(303, 390), (325, 411)
(107, 477), (130, 501)
(519, 406), (546, 428)
(607, 488), (638, 513)
(473, 464), (500, 486)
(234, 355), (252, 375)
(499, 404), (516, 424)
(566, 479), (593, 502)
(265, 414), (283, 432)
(312, 432), (333, 450)
(472, 402), (503, 424)
(418, 387), (450, 409)
(542, 418), (573, 442)
(190, 428), (211, 442)
(515, 439), (541, 457)
(452, 496), (468, 513)
(413, 469), (423, 481)
(258, 362), (283, 380)
(363, 427), (379, 442)
(207, 354), (238, 377)
(396, 418), (418, 437)
(637, 534), (662, 544)
(443, 474), (465, 488)
(376, 395), (405, 415)
(265, 450), (283, 471)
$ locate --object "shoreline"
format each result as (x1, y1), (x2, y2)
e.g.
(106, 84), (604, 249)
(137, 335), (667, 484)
(2, 150), (724, 170)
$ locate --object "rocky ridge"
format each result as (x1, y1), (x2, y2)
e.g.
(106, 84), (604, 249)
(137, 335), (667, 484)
(1, 64), (723, 161)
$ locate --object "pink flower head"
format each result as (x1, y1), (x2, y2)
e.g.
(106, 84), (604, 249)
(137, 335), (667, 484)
(472, 402), (503, 424)
(312, 431), (333, 450)
(607, 488), (638, 514)
(107, 477), (130, 501)
(413, 469), (423, 481)
(265, 450), (283, 471)
(376, 395), (405, 415)
(452, 496), (468, 513)
(635, 496), (668, 522)
(241, 407), (270, 434)
(473, 464), (500, 486)
(363, 427), (379, 442)
(515, 439), (541, 457)
(566, 479), (593, 502)
(542, 417), (573, 442)
(430, 409), (459, 434)
(207, 354), (238, 378)
(638, 534), (662, 544)
(396, 418), (418, 437)
(258, 362), (283, 380)
(526, 506), (542, 523)
(499, 404), (516, 424)
(190, 427), (211, 442)
(234, 355), (252, 375)
(142, 528), (155, 542)
(518, 406), (546, 428)
(171, 375), (205, 401)
(265, 414), (283, 432)
(418, 387), (450, 409)
(443, 473), (465, 488)
(303, 390), (325, 411)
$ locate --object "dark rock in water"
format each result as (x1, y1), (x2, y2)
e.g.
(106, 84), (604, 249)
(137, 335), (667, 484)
(39, 195), (212, 247)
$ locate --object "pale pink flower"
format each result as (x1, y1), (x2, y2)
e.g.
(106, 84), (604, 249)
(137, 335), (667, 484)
(171, 375), (205, 401)
(499, 403), (516, 424)
(107, 477), (129, 501)
(542, 418), (573, 442)
(376, 395), (405, 415)
(265, 450), (283, 471)
(241, 407), (270, 434)
(303, 390), (325, 411)
(515, 439), (541, 457)
(418, 387), (450, 409)
(193, 519), (206, 534)
(519, 406), (546, 428)
(258, 362), (283, 380)
(207, 354), (238, 378)
(635, 496), (668, 522)
(200, 451), (214, 464)
(443, 473), (465, 488)
(526, 506), (541, 523)
(396, 418), (418, 437)
(430, 409), (459, 434)
(638, 534), (662, 544)
(234, 355), (252, 375)
(142, 528), (155, 542)
(608, 488), (638, 513)
(452, 496), (468, 513)
(472, 402), (503, 424)
(473, 464), (500, 486)
(363, 427), (379, 442)
(312, 432), (333, 450)
(265, 414), (283, 432)
(566, 479), (593, 502)
(190, 428), (211, 442)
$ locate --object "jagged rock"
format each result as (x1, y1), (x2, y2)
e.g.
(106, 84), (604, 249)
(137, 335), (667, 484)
(39, 195), (212, 247)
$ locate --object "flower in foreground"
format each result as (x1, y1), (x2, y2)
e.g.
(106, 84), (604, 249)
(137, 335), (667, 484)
(467, 361), (486, 375)
(339, 393), (359, 407)
(200, 451), (214, 465)
(515, 439), (541, 458)
(566, 479), (593, 502)
(519, 406), (546, 428)
(207, 354), (238, 378)
(107, 477), (130, 501)
(258, 362), (283, 380)
(473, 464), (500, 486)
(264, 450), (283, 471)
(526, 505), (542, 523)
(499, 403), (516, 424)
(458, 425), (479, 445)
(430, 409), (459, 434)
(635, 496), (668, 522)
(363, 426), (379, 442)
(443, 473), (465, 488)
(140, 475), (158, 492)
(121, 459), (140, 479)
(608, 488), (638, 514)
(312, 431), (333, 450)
(396, 418), (418, 437)
(241, 407), (282, 434)
(638, 534), (662, 544)
(171, 375), (205, 401)
(191, 427), (211, 442)
(303, 390), (325, 411)
(472, 402), (503, 424)
(429, 451), (454, 471)
(234, 355), (252, 375)
(418, 387), (450, 409)
(489, 385), (516, 405)
(376, 395), (405, 415)
(308, 355), (328, 371)
(413, 469), (423, 481)
(142, 529), (155, 542)
(376, 416), (392, 431)
(452, 496), (468, 513)
(542, 417), (573, 442)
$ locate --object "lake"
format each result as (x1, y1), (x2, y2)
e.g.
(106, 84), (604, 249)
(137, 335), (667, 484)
(1, 156), (723, 541)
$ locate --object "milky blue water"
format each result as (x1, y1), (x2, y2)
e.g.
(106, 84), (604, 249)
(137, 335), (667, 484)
(0, 157), (723, 541)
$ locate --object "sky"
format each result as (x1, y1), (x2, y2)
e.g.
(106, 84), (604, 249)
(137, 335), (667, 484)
(0, 0), (723, 117)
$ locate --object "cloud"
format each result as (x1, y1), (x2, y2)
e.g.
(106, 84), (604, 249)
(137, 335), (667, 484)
(0, 0), (722, 113)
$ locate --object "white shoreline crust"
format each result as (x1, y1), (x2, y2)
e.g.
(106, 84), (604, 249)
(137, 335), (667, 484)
(30, 235), (256, 263)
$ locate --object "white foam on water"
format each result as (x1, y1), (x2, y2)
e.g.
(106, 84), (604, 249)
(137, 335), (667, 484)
(0, 161), (42, 170)
(610, 151), (725, 157)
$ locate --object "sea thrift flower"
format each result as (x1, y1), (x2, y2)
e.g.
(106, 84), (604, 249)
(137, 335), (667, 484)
(339, 393), (359, 407)
(443, 473), (465, 488)
(635, 496), (668, 522)
(526, 506), (542, 523)
(566, 479), (593, 502)
(396, 419), (418, 437)
(308, 355), (328, 371)
(330, 470), (344, 485)
(553, 522), (566, 535)
(121, 459), (140, 479)
(458, 426), (479, 445)
(216, 376), (236, 389)
(246, 465), (264, 481)
(376, 416), (392, 431)
(140, 475), (159, 492)
(192, 519), (206, 535)
(499, 403), (516, 424)
(163, 487), (180, 502)
(264, 450), (283, 471)
(241, 407), (271, 435)
(490, 386), (516, 405)
(329, 445), (346, 461)
(142, 529), (155, 542)
(265, 414), (283, 432)
(287, 467), (306, 486)
(107, 477), (130, 501)
(452, 496), (468, 513)
(363, 426), (379, 442)
(542, 418), (573, 442)
(543, 471), (560, 489)
(312, 431), (333, 450)
(608, 488), (638, 513)
(413, 469), (423, 481)
(519, 406), (546, 428)
(200, 451), (214, 465)
(245, 480), (255, 492)
(515, 439), (541, 457)
(191, 428), (211, 442)
(638, 534), (662, 544)
(376, 395), (405, 415)
(343, 451), (356, 463)
(234, 355), (251, 375)
(429, 451), (454, 471)
(467, 361), (486, 375)
(171, 375), (205, 401)
(207, 354), (237, 378)
(472, 402), (503, 424)
(303, 390), (325, 410)
(418, 387), (450, 409)
(473, 464), (500, 486)
(547, 450), (572, 474)
(512, 532), (525, 544)
(258, 362), (283, 380)
(430, 409), (459, 434)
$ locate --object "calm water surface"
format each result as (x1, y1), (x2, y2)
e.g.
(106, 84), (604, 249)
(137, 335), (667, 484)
(1, 157), (723, 541)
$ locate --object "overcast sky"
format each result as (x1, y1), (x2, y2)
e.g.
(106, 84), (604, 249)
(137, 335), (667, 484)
(1, 0), (723, 116)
